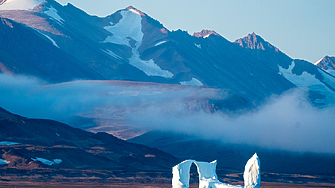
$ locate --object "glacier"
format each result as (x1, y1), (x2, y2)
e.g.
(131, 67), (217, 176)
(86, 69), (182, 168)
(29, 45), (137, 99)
(102, 8), (173, 78)
(172, 153), (260, 188)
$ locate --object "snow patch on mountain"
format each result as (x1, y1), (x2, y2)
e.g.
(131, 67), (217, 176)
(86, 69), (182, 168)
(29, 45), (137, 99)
(102, 49), (122, 60)
(103, 10), (142, 47)
(34, 29), (59, 48)
(0, 159), (10, 165)
(103, 9), (173, 78)
(31, 157), (62, 165)
(130, 49), (173, 77)
(40, 33), (59, 48)
(180, 78), (203, 86)
(44, 6), (64, 25)
(155, 40), (167, 46)
(195, 43), (201, 49)
(53, 159), (62, 164)
(279, 61), (335, 105)
(0, 141), (19, 145)
(0, 0), (44, 10)
(128, 8), (141, 15)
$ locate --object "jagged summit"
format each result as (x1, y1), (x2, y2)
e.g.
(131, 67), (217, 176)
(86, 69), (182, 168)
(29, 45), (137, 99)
(193, 29), (220, 38)
(126, 6), (145, 16)
(314, 55), (335, 70)
(235, 32), (279, 52)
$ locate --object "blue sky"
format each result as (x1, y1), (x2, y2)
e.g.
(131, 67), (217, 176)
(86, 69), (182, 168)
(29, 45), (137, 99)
(56, 0), (335, 63)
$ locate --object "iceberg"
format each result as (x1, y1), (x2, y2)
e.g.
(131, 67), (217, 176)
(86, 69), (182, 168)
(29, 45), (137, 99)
(172, 153), (260, 188)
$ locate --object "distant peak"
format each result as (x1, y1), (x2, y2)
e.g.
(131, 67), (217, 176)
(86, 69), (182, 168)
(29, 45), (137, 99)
(126, 6), (145, 16)
(235, 32), (279, 52)
(193, 29), (220, 38)
(314, 56), (335, 70)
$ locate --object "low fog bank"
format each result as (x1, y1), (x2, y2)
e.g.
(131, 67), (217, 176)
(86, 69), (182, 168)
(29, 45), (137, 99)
(129, 90), (335, 153)
(1, 74), (335, 153)
(0, 73), (220, 126)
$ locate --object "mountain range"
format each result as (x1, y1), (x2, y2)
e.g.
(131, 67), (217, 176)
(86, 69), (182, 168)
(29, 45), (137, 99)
(0, 0), (334, 107)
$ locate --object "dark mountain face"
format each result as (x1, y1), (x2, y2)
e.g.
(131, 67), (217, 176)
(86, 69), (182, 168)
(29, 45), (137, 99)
(0, 17), (103, 82)
(0, 107), (179, 171)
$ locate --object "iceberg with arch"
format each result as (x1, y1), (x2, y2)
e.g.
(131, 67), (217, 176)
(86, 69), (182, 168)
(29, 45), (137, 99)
(172, 153), (260, 188)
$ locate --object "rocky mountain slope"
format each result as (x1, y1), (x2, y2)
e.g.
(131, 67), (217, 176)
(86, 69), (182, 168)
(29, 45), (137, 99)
(315, 56), (335, 76)
(0, 17), (103, 82)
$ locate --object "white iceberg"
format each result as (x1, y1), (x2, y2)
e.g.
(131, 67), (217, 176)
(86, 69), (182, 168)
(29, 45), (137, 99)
(172, 153), (260, 188)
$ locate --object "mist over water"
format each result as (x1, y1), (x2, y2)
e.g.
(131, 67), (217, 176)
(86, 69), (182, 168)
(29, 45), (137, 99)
(1, 74), (335, 153)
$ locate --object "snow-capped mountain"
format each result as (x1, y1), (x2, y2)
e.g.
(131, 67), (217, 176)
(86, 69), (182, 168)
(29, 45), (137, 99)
(1, 0), (335, 106)
(235, 33), (335, 106)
